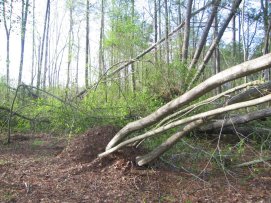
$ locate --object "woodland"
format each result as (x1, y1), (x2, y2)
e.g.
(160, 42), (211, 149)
(0, 0), (271, 202)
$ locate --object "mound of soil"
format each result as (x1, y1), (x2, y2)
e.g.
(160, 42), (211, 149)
(59, 125), (119, 163)
(59, 125), (149, 171)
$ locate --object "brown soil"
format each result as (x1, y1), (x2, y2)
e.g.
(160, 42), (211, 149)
(0, 126), (270, 202)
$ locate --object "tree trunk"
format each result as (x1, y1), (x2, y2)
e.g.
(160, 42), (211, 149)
(18, 0), (30, 85)
(200, 108), (271, 132)
(164, 0), (170, 65)
(31, 0), (36, 86)
(37, 0), (50, 91)
(66, 2), (74, 89)
(85, 0), (90, 88)
(43, 0), (50, 89)
(181, 0), (193, 62)
(2, 0), (13, 98)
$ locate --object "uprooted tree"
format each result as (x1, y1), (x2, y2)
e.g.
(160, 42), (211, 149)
(100, 53), (271, 166)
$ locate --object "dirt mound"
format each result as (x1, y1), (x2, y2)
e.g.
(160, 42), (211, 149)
(60, 125), (119, 163)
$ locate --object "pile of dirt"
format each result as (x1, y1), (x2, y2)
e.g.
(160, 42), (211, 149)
(58, 125), (149, 171)
(59, 126), (119, 163)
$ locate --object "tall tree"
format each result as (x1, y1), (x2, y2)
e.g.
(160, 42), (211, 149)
(18, 0), (30, 85)
(66, 0), (74, 89)
(37, 0), (50, 91)
(99, 0), (105, 78)
(182, 0), (193, 62)
(164, 0), (170, 65)
(154, 0), (158, 63)
(43, 0), (51, 89)
(85, 0), (90, 88)
(2, 0), (13, 97)
(31, 0), (35, 86)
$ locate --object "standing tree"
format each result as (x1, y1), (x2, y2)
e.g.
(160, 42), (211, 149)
(18, 0), (30, 85)
(1, 0), (14, 97)
(182, 0), (193, 62)
(85, 0), (90, 88)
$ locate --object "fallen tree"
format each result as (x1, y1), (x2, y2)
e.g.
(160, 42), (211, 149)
(105, 54), (271, 151)
(101, 54), (271, 166)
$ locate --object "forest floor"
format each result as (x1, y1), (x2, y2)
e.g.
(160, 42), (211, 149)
(0, 126), (270, 202)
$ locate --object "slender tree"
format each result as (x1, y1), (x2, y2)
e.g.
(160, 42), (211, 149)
(164, 0), (170, 65)
(18, 0), (30, 85)
(66, 0), (74, 89)
(182, 0), (193, 62)
(37, 0), (50, 91)
(85, 0), (90, 88)
(43, 0), (51, 89)
(2, 0), (13, 97)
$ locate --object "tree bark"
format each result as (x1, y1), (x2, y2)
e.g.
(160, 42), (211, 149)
(164, 0), (170, 65)
(37, 0), (50, 91)
(200, 108), (271, 132)
(18, 0), (30, 85)
(106, 53), (271, 150)
(227, 81), (271, 105)
(2, 0), (13, 98)
(182, 0), (193, 62)
(85, 0), (90, 88)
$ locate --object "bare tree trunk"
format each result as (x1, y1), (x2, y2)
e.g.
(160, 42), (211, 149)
(232, 13), (236, 57)
(263, 16), (271, 80)
(76, 25), (81, 93)
(85, 0), (90, 88)
(99, 0), (107, 100)
(37, 0), (50, 91)
(106, 54), (271, 150)
(18, 0), (30, 85)
(31, 0), (36, 86)
(131, 0), (136, 93)
(164, 0), (170, 65)
(66, 2), (74, 89)
(213, 6), (221, 93)
(181, 0), (193, 62)
(200, 108), (271, 132)
(2, 0), (13, 98)
(43, 0), (50, 89)
(154, 0), (158, 64)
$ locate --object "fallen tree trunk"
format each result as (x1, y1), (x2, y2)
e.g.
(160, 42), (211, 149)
(200, 108), (271, 132)
(227, 81), (271, 105)
(157, 80), (263, 128)
(200, 126), (271, 137)
(106, 54), (271, 150)
(136, 119), (205, 166)
(100, 94), (271, 158)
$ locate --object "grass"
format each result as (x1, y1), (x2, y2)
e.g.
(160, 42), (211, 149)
(31, 139), (44, 149)
(0, 159), (8, 166)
